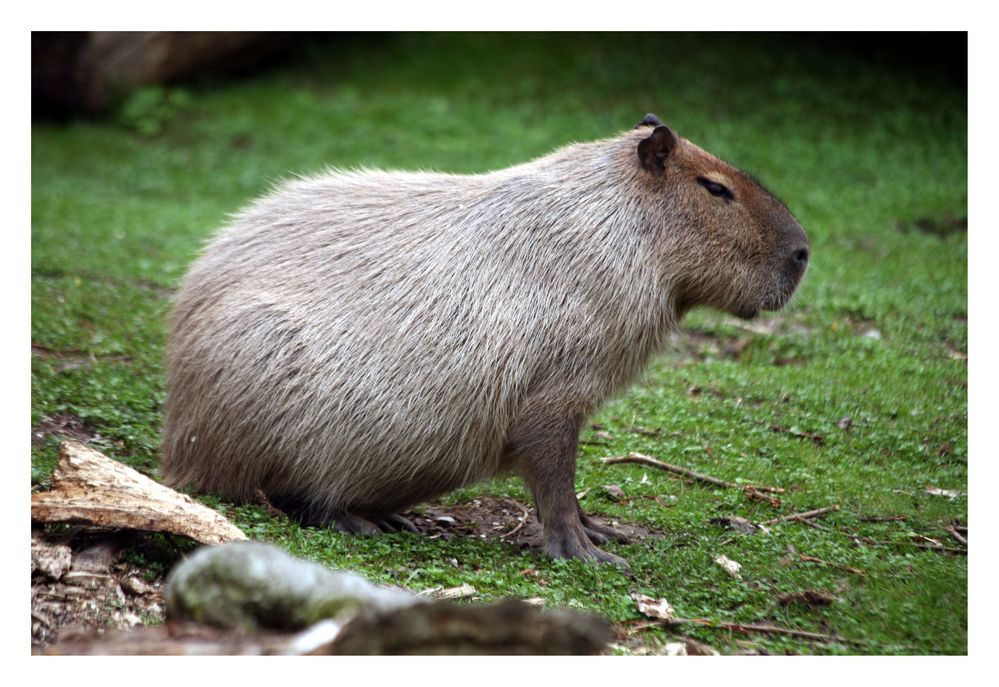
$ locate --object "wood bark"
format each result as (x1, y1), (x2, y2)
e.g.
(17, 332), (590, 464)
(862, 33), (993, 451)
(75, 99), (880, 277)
(31, 441), (246, 545)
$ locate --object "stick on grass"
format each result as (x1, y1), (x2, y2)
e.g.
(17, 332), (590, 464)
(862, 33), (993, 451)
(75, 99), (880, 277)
(945, 525), (968, 547)
(665, 617), (866, 646)
(601, 452), (783, 493)
(797, 553), (867, 576)
(499, 499), (531, 540)
(793, 516), (968, 555)
(763, 505), (840, 526)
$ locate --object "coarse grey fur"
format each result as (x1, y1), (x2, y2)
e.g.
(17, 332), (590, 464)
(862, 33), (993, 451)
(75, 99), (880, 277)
(162, 119), (808, 565)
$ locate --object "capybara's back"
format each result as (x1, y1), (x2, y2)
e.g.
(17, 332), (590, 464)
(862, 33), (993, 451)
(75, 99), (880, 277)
(162, 117), (808, 564)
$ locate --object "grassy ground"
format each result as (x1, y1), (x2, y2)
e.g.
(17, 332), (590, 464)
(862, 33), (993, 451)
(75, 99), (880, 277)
(31, 33), (967, 654)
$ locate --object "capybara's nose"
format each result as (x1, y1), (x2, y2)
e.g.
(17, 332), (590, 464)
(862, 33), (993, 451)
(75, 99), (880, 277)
(793, 246), (810, 268)
(786, 244), (809, 282)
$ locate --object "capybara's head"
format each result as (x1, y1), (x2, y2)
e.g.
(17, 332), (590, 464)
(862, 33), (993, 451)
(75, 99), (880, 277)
(634, 115), (809, 320)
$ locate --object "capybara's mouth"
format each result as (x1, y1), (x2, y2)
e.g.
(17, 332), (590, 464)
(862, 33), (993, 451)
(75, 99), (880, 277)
(762, 294), (791, 314)
(766, 261), (808, 313)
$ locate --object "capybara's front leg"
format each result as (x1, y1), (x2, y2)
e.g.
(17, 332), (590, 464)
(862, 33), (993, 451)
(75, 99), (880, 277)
(508, 397), (629, 568)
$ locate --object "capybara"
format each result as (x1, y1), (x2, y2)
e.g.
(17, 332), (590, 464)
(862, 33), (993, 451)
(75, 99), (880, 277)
(161, 114), (809, 566)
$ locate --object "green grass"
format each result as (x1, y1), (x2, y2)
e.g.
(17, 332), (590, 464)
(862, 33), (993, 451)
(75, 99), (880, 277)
(31, 33), (967, 654)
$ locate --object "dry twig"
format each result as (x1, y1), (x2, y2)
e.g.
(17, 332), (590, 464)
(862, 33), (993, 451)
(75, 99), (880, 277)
(792, 517), (967, 555)
(625, 426), (661, 437)
(500, 499), (531, 540)
(796, 554), (867, 576)
(601, 452), (783, 494)
(743, 486), (781, 508)
(668, 617), (864, 645)
(945, 525), (968, 546)
(859, 515), (907, 523)
(763, 505), (839, 526)
(624, 616), (865, 646)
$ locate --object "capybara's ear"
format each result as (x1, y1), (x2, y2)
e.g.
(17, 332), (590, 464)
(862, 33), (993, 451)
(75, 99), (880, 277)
(637, 125), (676, 174)
(634, 113), (663, 129)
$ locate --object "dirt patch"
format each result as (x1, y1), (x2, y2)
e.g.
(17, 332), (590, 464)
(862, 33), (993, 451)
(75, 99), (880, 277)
(32, 412), (102, 448)
(776, 589), (836, 608)
(897, 215), (967, 238)
(31, 531), (168, 649)
(404, 496), (662, 549)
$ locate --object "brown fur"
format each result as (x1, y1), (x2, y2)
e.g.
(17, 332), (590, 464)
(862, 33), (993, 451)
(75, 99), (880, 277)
(160, 116), (808, 565)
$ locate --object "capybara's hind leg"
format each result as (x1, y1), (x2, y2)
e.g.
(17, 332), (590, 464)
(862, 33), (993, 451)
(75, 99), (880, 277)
(266, 494), (407, 535)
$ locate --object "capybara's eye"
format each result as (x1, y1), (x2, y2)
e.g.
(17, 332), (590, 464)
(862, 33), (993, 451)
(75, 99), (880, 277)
(696, 176), (734, 201)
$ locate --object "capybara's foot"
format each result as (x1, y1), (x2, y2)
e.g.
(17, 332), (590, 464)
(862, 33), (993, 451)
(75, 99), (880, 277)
(579, 511), (631, 545)
(374, 513), (421, 534)
(332, 512), (420, 535)
(542, 521), (630, 569)
(332, 513), (383, 535)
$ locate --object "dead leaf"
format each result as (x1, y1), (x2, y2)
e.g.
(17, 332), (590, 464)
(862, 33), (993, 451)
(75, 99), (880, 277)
(602, 484), (626, 501)
(709, 516), (757, 535)
(935, 442), (954, 458)
(714, 555), (743, 579)
(925, 487), (964, 499)
(631, 593), (675, 622)
(683, 638), (720, 656)
(945, 344), (967, 360)
(664, 642), (688, 656)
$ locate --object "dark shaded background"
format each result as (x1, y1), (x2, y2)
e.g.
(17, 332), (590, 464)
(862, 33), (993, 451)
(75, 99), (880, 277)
(32, 32), (966, 119)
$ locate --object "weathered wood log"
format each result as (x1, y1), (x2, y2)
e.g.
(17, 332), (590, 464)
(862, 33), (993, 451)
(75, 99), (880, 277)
(326, 599), (611, 655)
(38, 601), (611, 655)
(37, 623), (298, 656)
(31, 441), (246, 545)
(39, 541), (611, 655)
